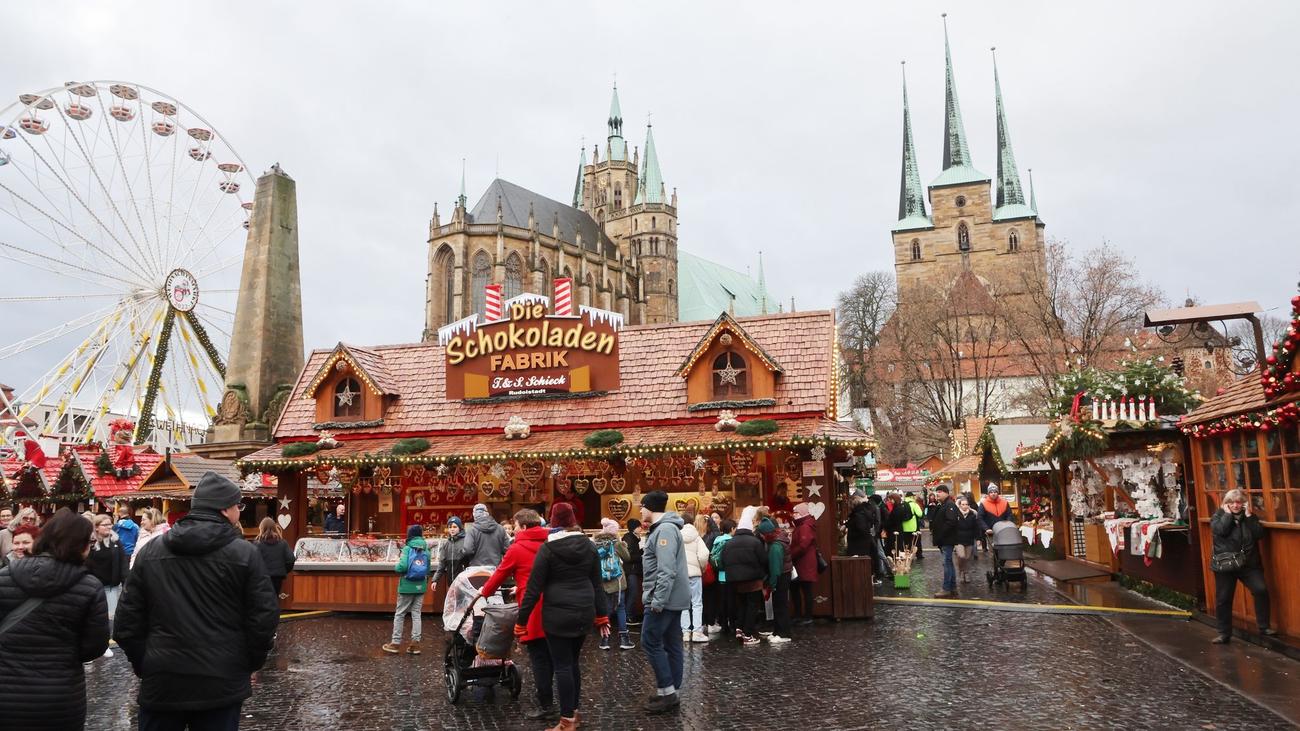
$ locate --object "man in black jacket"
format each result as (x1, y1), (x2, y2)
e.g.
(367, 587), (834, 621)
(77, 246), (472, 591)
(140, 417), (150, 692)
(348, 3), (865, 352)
(115, 472), (279, 730)
(623, 519), (644, 625)
(928, 485), (961, 599)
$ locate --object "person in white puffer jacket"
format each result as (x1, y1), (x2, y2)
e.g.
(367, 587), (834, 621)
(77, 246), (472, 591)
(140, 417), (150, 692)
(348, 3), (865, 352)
(679, 519), (711, 642)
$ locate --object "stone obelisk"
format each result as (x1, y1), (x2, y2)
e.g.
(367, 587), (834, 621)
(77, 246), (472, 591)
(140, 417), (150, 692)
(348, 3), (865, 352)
(193, 164), (304, 459)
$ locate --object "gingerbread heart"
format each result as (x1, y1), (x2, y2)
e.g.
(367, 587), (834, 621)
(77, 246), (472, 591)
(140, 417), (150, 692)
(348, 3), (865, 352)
(314, 464), (333, 485)
(610, 477), (626, 493)
(402, 464), (426, 484)
(608, 498), (631, 523)
(674, 498), (699, 515)
(721, 474), (735, 489)
(592, 477), (608, 494)
(520, 460), (544, 487)
(573, 478), (590, 495)
(480, 480), (496, 498)
(728, 450), (755, 475)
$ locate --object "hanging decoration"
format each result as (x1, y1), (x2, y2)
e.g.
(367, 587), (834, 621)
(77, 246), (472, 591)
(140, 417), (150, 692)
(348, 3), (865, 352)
(504, 415), (531, 440)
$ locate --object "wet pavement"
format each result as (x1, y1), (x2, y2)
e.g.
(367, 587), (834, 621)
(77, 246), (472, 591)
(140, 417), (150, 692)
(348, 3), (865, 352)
(82, 550), (1299, 731)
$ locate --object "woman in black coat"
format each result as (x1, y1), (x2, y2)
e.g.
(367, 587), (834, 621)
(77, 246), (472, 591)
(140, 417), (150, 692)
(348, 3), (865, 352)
(254, 517), (297, 599)
(1209, 489), (1275, 643)
(85, 514), (127, 630)
(517, 503), (608, 728)
(0, 508), (110, 730)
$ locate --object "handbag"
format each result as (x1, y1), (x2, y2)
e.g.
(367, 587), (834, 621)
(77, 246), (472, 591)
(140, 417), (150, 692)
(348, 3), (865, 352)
(815, 549), (829, 574)
(1209, 551), (1248, 573)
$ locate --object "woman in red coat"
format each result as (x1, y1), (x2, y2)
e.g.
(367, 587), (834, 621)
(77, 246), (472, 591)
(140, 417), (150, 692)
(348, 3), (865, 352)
(788, 503), (819, 626)
(478, 509), (555, 721)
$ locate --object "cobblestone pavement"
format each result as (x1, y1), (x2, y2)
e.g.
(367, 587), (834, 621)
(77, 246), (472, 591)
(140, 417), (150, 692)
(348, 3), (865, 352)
(875, 540), (1070, 605)
(84, 572), (1296, 731)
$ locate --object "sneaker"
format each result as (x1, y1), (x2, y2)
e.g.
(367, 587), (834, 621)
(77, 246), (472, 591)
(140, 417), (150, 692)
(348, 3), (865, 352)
(734, 629), (744, 639)
(767, 635), (792, 644)
(619, 632), (636, 650)
(872, 578), (884, 586)
(406, 643), (421, 655)
(598, 635), (611, 651)
(1210, 635), (1231, 645)
(683, 631), (692, 643)
(758, 630), (773, 637)
(691, 631), (709, 643)
(102, 648), (114, 658)
(644, 692), (680, 714)
(741, 635), (761, 646)
(523, 705), (559, 721)
(933, 591), (955, 599)
(381, 643), (401, 654)
(627, 617), (641, 627)
(706, 624), (722, 634)
(1261, 627), (1279, 637)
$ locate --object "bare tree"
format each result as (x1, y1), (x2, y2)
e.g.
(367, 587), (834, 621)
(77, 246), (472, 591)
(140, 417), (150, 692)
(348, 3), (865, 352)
(836, 271), (895, 408)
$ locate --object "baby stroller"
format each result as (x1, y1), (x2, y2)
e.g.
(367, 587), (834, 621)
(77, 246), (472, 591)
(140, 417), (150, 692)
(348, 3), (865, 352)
(985, 520), (1028, 591)
(442, 565), (522, 704)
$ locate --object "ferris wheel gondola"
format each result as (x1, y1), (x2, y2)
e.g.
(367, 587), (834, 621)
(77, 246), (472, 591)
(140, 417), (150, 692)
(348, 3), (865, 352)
(0, 80), (253, 450)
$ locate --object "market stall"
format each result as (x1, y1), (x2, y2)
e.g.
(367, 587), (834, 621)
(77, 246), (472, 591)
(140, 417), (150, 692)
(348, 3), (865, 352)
(977, 423), (1058, 549)
(237, 302), (875, 615)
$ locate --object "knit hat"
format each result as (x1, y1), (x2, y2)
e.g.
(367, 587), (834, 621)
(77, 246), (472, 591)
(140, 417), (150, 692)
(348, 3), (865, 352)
(986, 483), (1000, 494)
(446, 515), (463, 529)
(934, 484), (950, 495)
(757, 516), (777, 535)
(599, 517), (620, 535)
(640, 490), (669, 513)
(406, 524), (424, 540)
(191, 472), (242, 512)
(737, 505), (758, 532)
(792, 503), (811, 518)
(550, 502), (577, 529)
(473, 503), (490, 521)
(625, 518), (641, 531)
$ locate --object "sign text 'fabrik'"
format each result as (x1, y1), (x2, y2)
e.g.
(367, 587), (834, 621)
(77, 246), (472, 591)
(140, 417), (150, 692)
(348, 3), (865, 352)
(441, 299), (622, 400)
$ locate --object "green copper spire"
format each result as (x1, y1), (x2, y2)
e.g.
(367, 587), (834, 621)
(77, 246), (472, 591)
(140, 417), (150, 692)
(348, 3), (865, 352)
(573, 144), (586, 208)
(932, 15), (988, 187)
(607, 83), (626, 161)
(895, 62), (931, 232)
(992, 48), (1034, 221)
(634, 122), (664, 205)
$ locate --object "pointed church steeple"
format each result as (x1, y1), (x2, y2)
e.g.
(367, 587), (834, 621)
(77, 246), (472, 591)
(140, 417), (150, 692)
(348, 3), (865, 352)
(992, 48), (1034, 221)
(634, 122), (664, 205)
(932, 15), (988, 187)
(757, 250), (769, 314)
(1028, 168), (1040, 216)
(457, 158), (467, 209)
(573, 144), (587, 208)
(607, 84), (627, 161)
(895, 61), (931, 232)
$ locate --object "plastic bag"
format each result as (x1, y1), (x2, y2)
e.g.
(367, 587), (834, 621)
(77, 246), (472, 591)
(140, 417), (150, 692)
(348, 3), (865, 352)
(476, 602), (519, 659)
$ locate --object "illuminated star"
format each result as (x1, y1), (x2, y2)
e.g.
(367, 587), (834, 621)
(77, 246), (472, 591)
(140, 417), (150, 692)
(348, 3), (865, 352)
(435, 463), (449, 477)
(490, 462), (507, 480)
(335, 383), (357, 407)
(806, 482), (822, 498)
(810, 445), (827, 462)
(692, 455), (708, 472)
(717, 364), (740, 386)
(278, 496), (293, 511)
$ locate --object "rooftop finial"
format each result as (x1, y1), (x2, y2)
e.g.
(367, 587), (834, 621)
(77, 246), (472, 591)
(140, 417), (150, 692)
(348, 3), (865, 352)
(457, 158), (467, 208)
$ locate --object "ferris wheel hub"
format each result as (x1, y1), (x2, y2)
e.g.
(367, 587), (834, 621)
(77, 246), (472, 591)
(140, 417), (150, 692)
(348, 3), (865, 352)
(164, 269), (199, 312)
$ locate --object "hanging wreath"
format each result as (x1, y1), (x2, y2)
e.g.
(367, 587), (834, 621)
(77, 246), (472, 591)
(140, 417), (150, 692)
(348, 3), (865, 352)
(282, 442), (321, 458)
(391, 438), (430, 456)
(736, 419), (779, 437)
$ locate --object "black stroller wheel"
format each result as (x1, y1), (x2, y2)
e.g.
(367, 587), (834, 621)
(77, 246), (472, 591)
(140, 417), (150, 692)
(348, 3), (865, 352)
(507, 664), (522, 699)
(444, 646), (463, 704)
(986, 571), (994, 588)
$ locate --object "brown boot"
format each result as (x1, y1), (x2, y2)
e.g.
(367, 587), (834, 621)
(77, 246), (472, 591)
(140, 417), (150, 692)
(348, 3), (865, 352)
(381, 643), (401, 654)
(544, 717), (576, 731)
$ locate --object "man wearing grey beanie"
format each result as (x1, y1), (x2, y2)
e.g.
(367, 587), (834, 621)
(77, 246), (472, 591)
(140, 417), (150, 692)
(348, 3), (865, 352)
(115, 472), (279, 729)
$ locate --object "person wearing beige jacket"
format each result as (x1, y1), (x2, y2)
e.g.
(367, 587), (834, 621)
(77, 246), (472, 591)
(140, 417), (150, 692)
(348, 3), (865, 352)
(679, 521), (712, 642)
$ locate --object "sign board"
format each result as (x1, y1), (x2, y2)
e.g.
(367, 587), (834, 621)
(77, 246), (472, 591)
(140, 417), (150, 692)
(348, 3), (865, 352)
(854, 477), (874, 495)
(439, 297), (622, 400)
(801, 460), (824, 478)
(875, 468), (928, 483)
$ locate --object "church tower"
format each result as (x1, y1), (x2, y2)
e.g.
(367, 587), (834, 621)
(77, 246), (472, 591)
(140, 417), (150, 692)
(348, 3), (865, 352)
(889, 17), (1046, 314)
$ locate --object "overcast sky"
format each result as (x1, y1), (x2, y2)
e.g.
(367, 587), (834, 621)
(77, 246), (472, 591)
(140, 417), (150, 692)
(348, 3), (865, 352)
(3, 1), (1299, 396)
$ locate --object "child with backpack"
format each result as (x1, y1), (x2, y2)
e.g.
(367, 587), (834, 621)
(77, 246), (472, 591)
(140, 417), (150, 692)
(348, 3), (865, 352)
(594, 518), (635, 650)
(383, 524), (430, 655)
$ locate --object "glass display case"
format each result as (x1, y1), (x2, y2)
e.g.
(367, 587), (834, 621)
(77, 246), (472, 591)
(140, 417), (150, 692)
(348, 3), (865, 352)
(293, 536), (443, 571)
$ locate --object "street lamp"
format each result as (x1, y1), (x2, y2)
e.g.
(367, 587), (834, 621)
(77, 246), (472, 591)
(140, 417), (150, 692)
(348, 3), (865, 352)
(1143, 301), (1266, 375)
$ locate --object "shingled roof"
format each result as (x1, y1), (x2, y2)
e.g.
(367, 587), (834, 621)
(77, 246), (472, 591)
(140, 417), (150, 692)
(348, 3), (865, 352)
(1180, 377), (1266, 426)
(469, 179), (616, 258)
(273, 310), (836, 440)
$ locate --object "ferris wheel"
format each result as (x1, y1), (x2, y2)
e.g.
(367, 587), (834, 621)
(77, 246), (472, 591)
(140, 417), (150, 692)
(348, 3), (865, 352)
(0, 80), (253, 449)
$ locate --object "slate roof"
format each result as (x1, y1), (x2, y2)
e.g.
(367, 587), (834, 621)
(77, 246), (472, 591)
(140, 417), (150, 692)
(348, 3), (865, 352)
(678, 251), (775, 323)
(272, 310), (836, 440)
(469, 179), (615, 257)
(1180, 377), (1267, 426)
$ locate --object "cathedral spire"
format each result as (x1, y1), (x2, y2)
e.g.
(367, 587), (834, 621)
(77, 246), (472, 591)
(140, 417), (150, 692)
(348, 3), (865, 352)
(992, 47), (1033, 220)
(1029, 168), (1039, 214)
(573, 143), (586, 208)
(634, 121), (664, 205)
(932, 14), (988, 187)
(457, 158), (467, 209)
(607, 83), (626, 161)
(895, 61), (930, 231)
(757, 250), (769, 314)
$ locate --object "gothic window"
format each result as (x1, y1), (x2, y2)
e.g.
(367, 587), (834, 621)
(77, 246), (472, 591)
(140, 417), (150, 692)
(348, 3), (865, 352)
(538, 257), (550, 298)
(504, 253), (523, 299)
(910, 239), (921, 261)
(333, 377), (362, 419)
(957, 222), (971, 252)
(712, 351), (749, 399)
(651, 216), (656, 229)
(470, 250), (491, 315)
(633, 219), (638, 231)
(614, 183), (622, 209)
(668, 279), (675, 296)
(434, 246), (455, 325)
(583, 273), (595, 306)
(563, 266), (574, 284)
(1008, 229), (1020, 252)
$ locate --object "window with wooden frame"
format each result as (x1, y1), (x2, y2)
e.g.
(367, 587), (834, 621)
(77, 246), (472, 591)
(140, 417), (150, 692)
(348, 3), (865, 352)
(1198, 425), (1300, 524)
(711, 350), (749, 399)
(333, 377), (363, 419)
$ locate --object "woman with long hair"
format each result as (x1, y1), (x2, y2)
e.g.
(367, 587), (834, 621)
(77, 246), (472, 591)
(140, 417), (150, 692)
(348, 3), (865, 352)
(0, 507), (110, 729)
(130, 507), (170, 569)
(85, 514), (127, 656)
(254, 517), (297, 600)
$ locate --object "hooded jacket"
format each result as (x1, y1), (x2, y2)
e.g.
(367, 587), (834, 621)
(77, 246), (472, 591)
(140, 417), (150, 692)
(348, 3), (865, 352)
(721, 527), (769, 585)
(900, 497), (923, 533)
(395, 536), (430, 594)
(790, 513), (821, 577)
(0, 555), (110, 730)
(518, 531), (608, 638)
(845, 500), (877, 557)
(955, 507), (981, 546)
(433, 529), (466, 583)
(680, 524), (711, 579)
(255, 535), (297, 579)
(86, 535), (128, 589)
(481, 525), (549, 642)
(594, 533), (631, 592)
(115, 516), (140, 556)
(979, 495), (1012, 530)
(758, 518), (792, 588)
(929, 497), (961, 547)
(622, 528), (644, 577)
(642, 512), (691, 612)
(462, 507), (509, 568)
(113, 509), (280, 712)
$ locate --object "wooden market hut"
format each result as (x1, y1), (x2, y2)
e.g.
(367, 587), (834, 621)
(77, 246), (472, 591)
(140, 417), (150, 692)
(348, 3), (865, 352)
(237, 309), (876, 615)
(1179, 299), (1300, 647)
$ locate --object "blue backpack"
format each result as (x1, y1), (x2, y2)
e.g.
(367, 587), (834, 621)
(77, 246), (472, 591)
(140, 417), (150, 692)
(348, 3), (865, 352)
(404, 546), (430, 582)
(597, 541), (623, 582)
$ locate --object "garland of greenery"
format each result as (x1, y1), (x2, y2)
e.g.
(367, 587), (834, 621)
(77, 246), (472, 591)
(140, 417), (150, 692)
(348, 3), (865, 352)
(312, 418), (385, 430)
(686, 398), (778, 413)
(584, 429), (625, 448)
(1053, 359), (1201, 417)
(391, 438), (430, 456)
(736, 419), (779, 436)
(282, 441), (322, 458)
(134, 308), (176, 444)
(1012, 418), (1108, 468)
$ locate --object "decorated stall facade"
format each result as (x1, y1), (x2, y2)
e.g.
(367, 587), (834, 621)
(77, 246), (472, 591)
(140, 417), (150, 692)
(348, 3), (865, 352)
(238, 300), (874, 614)
(977, 423), (1058, 548)
(1180, 289), (1300, 646)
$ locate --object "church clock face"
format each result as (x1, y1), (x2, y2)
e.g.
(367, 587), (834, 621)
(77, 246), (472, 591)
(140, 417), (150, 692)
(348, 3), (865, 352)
(164, 268), (199, 312)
